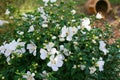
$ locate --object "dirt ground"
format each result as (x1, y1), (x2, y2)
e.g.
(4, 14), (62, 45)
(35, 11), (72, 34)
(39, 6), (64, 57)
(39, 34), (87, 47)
(107, 5), (120, 39)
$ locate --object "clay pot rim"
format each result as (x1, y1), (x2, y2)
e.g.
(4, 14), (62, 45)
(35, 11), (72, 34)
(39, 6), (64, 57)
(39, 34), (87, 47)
(85, 0), (112, 14)
(94, 0), (112, 13)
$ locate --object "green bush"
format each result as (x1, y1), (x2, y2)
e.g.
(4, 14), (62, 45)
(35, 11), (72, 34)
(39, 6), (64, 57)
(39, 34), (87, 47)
(0, 0), (120, 80)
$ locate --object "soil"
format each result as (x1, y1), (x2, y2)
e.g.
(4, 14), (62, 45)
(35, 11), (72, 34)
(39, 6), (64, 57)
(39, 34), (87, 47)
(107, 5), (120, 39)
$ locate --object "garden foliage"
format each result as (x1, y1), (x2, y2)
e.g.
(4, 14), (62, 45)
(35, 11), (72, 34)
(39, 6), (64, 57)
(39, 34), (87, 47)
(0, 0), (120, 80)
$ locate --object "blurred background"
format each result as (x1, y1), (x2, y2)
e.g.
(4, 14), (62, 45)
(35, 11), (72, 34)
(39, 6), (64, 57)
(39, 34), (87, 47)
(0, 0), (120, 17)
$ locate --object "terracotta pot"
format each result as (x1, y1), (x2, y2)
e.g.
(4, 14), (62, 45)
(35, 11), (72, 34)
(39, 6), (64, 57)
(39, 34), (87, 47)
(85, 0), (112, 14)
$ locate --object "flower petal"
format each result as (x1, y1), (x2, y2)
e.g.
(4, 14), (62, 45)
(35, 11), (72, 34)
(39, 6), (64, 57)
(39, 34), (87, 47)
(40, 49), (48, 60)
(52, 65), (58, 71)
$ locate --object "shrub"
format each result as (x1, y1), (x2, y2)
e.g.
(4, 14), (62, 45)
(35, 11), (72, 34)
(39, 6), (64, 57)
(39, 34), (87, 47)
(0, 0), (120, 80)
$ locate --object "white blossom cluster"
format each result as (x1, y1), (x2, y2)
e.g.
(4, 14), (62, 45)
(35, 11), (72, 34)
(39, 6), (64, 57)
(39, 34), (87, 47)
(40, 42), (64, 71)
(0, 0), (115, 79)
(0, 39), (26, 62)
(59, 26), (78, 41)
(23, 71), (35, 80)
(0, 14), (108, 74)
(38, 7), (49, 28)
(0, 17), (108, 74)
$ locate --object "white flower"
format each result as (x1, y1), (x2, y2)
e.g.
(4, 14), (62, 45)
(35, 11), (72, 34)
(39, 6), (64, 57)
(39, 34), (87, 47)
(47, 54), (64, 71)
(80, 65), (86, 70)
(43, 0), (57, 4)
(66, 36), (72, 41)
(52, 36), (56, 40)
(42, 23), (48, 28)
(96, 57), (105, 71)
(60, 26), (68, 38)
(27, 41), (37, 56)
(42, 15), (48, 23)
(0, 40), (25, 62)
(6, 57), (10, 63)
(30, 15), (36, 20)
(23, 71), (35, 80)
(71, 10), (76, 15)
(28, 25), (34, 32)
(38, 7), (44, 13)
(60, 45), (64, 51)
(99, 40), (109, 55)
(15, 48), (26, 54)
(9, 40), (19, 50)
(77, 25), (81, 29)
(4, 40), (18, 57)
(0, 45), (5, 54)
(45, 42), (54, 51)
(15, 41), (26, 54)
(59, 37), (65, 42)
(81, 18), (90, 26)
(84, 25), (91, 31)
(43, 0), (49, 3)
(0, 20), (9, 26)
(81, 18), (91, 31)
(96, 13), (103, 19)
(40, 48), (48, 60)
(43, 0), (49, 6)
(59, 45), (71, 56)
(92, 57), (95, 60)
(40, 71), (48, 80)
(60, 26), (78, 41)
(39, 8), (49, 23)
(17, 31), (24, 35)
(41, 70), (48, 76)
(5, 9), (10, 15)
(60, 45), (73, 56)
(71, 19), (76, 22)
(73, 41), (78, 45)
(81, 31), (86, 34)
(50, 0), (57, 3)
(50, 48), (59, 54)
(64, 49), (70, 56)
(40, 42), (58, 60)
(89, 66), (96, 74)
(67, 27), (78, 41)
(73, 65), (77, 69)
(72, 27), (78, 34)
(22, 13), (27, 17)
(92, 40), (96, 44)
